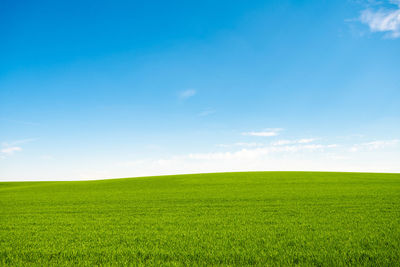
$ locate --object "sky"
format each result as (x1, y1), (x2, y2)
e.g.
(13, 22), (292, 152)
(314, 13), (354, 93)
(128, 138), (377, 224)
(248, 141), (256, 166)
(1, 0), (399, 181)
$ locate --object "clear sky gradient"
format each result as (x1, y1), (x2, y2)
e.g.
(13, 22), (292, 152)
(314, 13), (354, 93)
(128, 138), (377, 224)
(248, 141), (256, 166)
(1, 0), (399, 180)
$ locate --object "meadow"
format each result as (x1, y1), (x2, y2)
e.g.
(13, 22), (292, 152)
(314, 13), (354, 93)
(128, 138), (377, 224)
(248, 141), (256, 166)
(1, 172), (400, 266)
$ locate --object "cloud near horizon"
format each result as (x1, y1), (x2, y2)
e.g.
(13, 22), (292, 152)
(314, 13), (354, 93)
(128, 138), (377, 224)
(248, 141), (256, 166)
(216, 142), (264, 148)
(242, 128), (282, 137)
(3, 134), (399, 181)
(217, 138), (317, 148)
(271, 138), (316, 146)
(108, 138), (399, 180)
(187, 143), (338, 161)
(349, 139), (399, 152)
(1, 146), (22, 155)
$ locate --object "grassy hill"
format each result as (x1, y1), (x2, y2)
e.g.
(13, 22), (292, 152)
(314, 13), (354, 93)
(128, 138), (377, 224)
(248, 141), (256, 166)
(1, 172), (400, 265)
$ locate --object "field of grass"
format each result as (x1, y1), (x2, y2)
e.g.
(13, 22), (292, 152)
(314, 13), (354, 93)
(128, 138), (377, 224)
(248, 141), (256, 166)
(1, 172), (400, 266)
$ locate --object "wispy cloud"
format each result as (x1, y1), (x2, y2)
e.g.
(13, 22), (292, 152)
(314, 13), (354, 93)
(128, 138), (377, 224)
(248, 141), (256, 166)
(360, 1), (400, 38)
(242, 128), (282, 137)
(1, 138), (37, 147)
(179, 89), (196, 99)
(114, 142), (341, 177)
(1, 146), (22, 155)
(349, 139), (399, 152)
(198, 108), (216, 117)
(10, 133), (399, 180)
(0, 138), (35, 159)
(216, 142), (265, 148)
(105, 135), (400, 180)
(271, 138), (316, 146)
(188, 144), (338, 160)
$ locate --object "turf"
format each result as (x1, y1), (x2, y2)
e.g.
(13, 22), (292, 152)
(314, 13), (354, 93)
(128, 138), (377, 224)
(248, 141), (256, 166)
(1, 172), (400, 266)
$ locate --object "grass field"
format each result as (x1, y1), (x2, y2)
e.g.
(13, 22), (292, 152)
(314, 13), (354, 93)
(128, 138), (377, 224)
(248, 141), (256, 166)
(1, 172), (400, 266)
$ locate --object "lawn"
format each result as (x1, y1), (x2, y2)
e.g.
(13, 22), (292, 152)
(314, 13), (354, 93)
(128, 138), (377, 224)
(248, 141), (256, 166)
(1, 172), (400, 266)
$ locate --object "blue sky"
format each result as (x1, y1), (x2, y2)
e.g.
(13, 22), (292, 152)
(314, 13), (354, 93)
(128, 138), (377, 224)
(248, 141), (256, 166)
(1, 0), (399, 180)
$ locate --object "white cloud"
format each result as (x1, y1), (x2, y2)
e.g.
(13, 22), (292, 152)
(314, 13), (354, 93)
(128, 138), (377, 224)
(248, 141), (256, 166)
(0, 138), (35, 159)
(350, 139), (399, 152)
(1, 138), (36, 147)
(242, 128), (282, 137)
(271, 138), (316, 146)
(188, 143), (338, 161)
(270, 140), (292, 145)
(118, 143), (339, 166)
(100, 143), (347, 180)
(179, 89), (196, 99)
(364, 139), (399, 149)
(198, 108), (216, 117)
(1, 146), (22, 155)
(216, 142), (264, 148)
(298, 138), (316, 144)
(360, 2), (400, 38)
(2, 133), (399, 181)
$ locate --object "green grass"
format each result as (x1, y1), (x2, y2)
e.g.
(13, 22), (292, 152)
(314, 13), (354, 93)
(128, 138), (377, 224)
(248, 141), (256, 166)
(1, 172), (400, 266)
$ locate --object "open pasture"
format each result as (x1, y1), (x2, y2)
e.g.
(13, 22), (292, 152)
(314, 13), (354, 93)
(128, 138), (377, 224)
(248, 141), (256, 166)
(1, 172), (400, 265)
